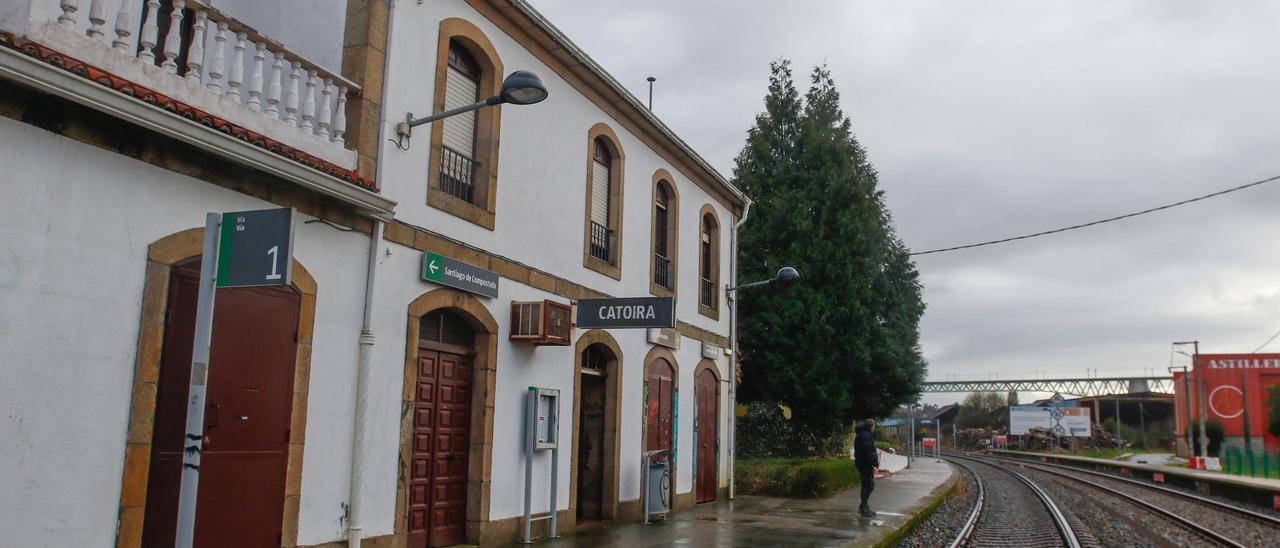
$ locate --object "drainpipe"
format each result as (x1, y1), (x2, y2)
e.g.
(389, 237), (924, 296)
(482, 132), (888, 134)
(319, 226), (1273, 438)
(726, 199), (751, 499)
(347, 2), (399, 547)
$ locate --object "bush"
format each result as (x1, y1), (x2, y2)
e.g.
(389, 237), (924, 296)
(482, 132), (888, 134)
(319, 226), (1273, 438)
(736, 401), (854, 458)
(735, 457), (858, 498)
(874, 440), (896, 452)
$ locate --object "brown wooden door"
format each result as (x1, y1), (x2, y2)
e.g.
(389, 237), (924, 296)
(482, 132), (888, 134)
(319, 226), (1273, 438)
(409, 349), (472, 548)
(142, 259), (299, 548)
(695, 369), (718, 503)
(645, 359), (674, 456)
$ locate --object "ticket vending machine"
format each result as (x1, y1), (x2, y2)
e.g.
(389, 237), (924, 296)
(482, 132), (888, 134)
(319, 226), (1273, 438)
(522, 387), (560, 544)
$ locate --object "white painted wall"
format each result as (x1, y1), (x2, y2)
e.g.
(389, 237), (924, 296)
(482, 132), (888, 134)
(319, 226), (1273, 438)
(0, 117), (371, 547)
(368, 0), (742, 529)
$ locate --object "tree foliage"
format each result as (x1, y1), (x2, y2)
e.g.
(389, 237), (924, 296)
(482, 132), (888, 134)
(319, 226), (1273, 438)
(956, 392), (1009, 430)
(734, 60), (927, 437)
(1267, 383), (1280, 440)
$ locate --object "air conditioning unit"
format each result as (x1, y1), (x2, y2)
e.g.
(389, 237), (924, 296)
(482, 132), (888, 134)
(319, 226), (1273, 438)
(510, 300), (573, 345)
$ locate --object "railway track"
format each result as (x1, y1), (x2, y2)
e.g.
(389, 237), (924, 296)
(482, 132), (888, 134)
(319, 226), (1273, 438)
(943, 455), (1083, 548)
(986, 454), (1280, 547)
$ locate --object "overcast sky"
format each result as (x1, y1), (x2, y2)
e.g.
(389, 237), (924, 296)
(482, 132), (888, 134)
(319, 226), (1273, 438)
(528, 1), (1280, 404)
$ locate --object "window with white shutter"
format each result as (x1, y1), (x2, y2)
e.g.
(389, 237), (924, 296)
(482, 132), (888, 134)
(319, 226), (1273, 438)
(588, 139), (613, 262)
(439, 44), (480, 203)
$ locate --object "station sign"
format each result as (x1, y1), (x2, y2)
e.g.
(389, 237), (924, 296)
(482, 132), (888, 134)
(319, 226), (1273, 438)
(216, 208), (294, 287)
(422, 251), (499, 298)
(576, 297), (674, 329)
(647, 328), (681, 349)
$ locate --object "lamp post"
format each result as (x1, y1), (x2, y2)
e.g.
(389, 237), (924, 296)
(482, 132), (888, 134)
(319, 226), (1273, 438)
(395, 70), (548, 140)
(726, 266), (800, 499)
(1174, 341), (1207, 461)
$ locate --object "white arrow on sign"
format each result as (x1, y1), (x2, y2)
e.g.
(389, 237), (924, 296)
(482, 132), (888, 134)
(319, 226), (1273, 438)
(429, 259), (439, 275)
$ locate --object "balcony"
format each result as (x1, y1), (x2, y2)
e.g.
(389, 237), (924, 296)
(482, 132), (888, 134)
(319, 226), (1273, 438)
(589, 221), (613, 264)
(654, 253), (671, 290)
(6, 0), (367, 186)
(439, 145), (476, 203)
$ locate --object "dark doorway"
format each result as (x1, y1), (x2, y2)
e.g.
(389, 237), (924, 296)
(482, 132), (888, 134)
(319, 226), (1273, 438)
(142, 258), (300, 547)
(695, 368), (719, 503)
(409, 310), (474, 548)
(576, 345), (609, 520)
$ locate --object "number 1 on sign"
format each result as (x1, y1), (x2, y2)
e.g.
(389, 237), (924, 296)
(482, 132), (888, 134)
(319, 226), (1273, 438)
(266, 245), (282, 280)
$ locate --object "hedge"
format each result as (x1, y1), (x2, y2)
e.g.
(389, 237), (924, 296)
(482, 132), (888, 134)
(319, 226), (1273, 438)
(735, 457), (859, 498)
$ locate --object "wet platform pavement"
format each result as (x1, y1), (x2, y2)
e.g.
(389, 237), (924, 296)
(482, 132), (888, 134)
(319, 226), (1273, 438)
(522, 458), (956, 547)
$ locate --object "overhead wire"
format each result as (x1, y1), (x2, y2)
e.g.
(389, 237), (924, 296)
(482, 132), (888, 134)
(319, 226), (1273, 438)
(910, 172), (1280, 256)
(1251, 326), (1280, 353)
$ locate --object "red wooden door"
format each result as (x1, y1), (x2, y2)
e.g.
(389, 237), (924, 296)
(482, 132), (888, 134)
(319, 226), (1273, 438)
(409, 349), (472, 547)
(646, 359), (674, 456)
(142, 260), (299, 547)
(695, 369), (718, 503)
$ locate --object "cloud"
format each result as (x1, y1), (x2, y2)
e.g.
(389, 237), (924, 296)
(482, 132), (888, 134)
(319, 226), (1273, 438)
(527, 0), (1280, 405)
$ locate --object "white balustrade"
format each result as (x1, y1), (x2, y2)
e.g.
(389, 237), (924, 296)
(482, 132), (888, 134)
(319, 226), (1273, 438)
(160, 0), (186, 73)
(332, 86), (348, 145)
(50, 0), (360, 155)
(316, 78), (333, 138)
(86, 0), (106, 39)
(111, 4), (133, 52)
(138, 0), (161, 62)
(58, 0), (78, 28)
(284, 62), (302, 123)
(206, 21), (228, 93)
(226, 32), (247, 102)
(184, 11), (207, 84)
(247, 42), (266, 110)
(300, 70), (317, 130)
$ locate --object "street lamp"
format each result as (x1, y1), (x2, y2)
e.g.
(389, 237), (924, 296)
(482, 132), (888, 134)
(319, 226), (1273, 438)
(395, 70), (549, 140)
(1173, 341), (1206, 461)
(726, 266), (800, 499)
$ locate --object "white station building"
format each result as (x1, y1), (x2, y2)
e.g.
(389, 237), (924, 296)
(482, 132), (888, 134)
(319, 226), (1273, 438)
(0, 0), (749, 546)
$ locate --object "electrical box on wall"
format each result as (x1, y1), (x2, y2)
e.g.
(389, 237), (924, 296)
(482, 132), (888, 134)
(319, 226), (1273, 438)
(510, 299), (573, 345)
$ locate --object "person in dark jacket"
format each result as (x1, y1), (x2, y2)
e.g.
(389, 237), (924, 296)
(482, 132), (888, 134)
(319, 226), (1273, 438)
(853, 419), (880, 517)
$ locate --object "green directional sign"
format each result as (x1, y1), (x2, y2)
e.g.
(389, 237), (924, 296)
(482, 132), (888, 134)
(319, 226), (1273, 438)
(422, 251), (499, 298)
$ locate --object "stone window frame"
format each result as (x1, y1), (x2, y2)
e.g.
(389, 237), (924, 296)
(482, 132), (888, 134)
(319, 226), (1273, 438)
(426, 18), (504, 230)
(114, 227), (316, 548)
(649, 169), (679, 298)
(567, 330), (625, 524)
(698, 204), (721, 320)
(581, 123), (626, 280)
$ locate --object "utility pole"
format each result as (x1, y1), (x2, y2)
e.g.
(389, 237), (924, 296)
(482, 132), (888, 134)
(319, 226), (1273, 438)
(907, 404), (915, 468)
(1194, 342), (1208, 461)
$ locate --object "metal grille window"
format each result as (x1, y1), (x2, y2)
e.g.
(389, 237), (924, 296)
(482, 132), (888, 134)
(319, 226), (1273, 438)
(439, 43), (480, 202)
(700, 215), (716, 308)
(654, 185), (672, 289)
(420, 309), (475, 347)
(589, 139), (614, 262)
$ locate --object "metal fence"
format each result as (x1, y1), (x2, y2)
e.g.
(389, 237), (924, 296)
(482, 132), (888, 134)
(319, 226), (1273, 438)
(1221, 446), (1280, 479)
(439, 145), (476, 203)
(590, 222), (613, 263)
(654, 254), (671, 289)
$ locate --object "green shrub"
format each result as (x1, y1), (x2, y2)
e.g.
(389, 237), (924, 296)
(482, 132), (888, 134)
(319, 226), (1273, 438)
(734, 457), (858, 498)
(874, 440), (896, 452)
(736, 401), (854, 458)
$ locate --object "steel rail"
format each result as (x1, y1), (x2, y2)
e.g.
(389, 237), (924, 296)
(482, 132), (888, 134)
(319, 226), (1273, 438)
(945, 458), (986, 548)
(993, 457), (1246, 547)
(989, 455), (1280, 531)
(945, 454), (1082, 548)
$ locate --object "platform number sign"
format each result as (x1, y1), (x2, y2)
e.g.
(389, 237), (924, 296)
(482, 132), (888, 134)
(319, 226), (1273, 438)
(216, 208), (295, 288)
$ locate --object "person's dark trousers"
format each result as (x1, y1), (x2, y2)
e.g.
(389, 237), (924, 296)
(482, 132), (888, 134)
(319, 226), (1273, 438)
(857, 465), (875, 513)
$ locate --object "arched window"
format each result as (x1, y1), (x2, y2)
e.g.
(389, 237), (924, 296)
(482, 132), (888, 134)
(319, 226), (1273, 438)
(427, 19), (504, 230)
(651, 175), (679, 295)
(582, 124), (625, 279)
(699, 207), (720, 317)
(439, 42), (481, 202)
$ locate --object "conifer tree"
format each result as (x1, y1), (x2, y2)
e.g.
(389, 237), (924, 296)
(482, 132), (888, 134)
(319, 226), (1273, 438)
(733, 61), (926, 439)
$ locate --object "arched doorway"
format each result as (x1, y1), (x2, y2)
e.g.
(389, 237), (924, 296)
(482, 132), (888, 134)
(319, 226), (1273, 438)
(409, 309), (475, 547)
(139, 258), (306, 547)
(695, 364), (720, 503)
(644, 349), (678, 506)
(570, 330), (623, 524)
(400, 289), (498, 547)
(117, 227), (315, 548)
